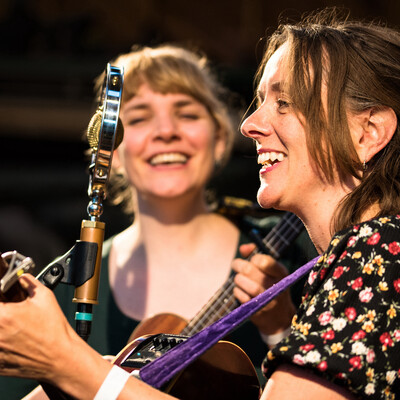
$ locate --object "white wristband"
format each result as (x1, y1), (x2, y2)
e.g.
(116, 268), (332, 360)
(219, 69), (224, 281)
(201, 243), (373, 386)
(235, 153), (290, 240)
(260, 326), (291, 347)
(94, 365), (131, 400)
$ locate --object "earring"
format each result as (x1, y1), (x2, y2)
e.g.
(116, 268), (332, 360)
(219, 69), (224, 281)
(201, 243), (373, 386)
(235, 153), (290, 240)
(363, 159), (367, 171)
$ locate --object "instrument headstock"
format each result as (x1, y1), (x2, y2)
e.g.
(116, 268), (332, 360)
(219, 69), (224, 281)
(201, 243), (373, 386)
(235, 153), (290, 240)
(0, 251), (35, 302)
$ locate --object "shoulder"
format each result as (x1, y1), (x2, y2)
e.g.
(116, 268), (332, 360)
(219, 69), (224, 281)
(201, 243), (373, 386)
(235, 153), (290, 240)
(333, 214), (400, 244)
(107, 225), (138, 257)
(322, 215), (400, 262)
(102, 235), (114, 259)
(306, 215), (400, 292)
(204, 212), (240, 252)
(264, 216), (400, 399)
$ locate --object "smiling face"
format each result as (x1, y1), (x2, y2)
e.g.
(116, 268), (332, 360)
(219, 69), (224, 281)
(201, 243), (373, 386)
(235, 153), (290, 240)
(241, 43), (349, 216)
(116, 82), (224, 203)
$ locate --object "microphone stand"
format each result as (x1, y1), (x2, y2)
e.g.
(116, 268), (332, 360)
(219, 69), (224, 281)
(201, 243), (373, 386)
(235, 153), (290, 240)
(39, 64), (123, 341)
(72, 64), (123, 341)
(35, 64), (124, 400)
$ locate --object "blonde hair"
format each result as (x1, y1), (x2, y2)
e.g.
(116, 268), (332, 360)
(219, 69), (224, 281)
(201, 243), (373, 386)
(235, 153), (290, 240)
(96, 44), (235, 214)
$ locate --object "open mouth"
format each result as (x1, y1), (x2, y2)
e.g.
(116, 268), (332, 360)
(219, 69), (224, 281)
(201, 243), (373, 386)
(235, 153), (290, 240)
(149, 152), (189, 166)
(258, 151), (286, 167)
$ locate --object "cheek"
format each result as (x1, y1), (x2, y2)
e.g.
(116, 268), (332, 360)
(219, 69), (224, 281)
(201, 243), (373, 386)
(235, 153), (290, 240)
(120, 128), (146, 157)
(189, 122), (220, 154)
(115, 139), (143, 176)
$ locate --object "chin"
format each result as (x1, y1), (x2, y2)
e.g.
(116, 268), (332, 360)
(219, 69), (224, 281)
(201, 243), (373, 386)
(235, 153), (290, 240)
(152, 189), (187, 199)
(257, 182), (272, 208)
(257, 188), (289, 211)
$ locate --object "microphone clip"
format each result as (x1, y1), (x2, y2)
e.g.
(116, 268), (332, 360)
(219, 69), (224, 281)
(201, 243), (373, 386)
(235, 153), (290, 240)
(36, 241), (98, 290)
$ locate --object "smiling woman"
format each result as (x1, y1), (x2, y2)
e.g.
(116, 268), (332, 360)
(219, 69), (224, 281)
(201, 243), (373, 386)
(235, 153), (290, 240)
(103, 45), (235, 214)
(239, 9), (400, 399)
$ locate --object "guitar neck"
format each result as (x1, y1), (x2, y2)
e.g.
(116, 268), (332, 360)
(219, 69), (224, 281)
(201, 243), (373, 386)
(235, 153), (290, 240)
(181, 212), (304, 336)
(254, 212), (304, 259)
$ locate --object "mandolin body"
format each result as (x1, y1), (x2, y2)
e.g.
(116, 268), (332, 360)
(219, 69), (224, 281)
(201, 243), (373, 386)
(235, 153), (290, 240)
(128, 313), (188, 342)
(114, 333), (261, 399)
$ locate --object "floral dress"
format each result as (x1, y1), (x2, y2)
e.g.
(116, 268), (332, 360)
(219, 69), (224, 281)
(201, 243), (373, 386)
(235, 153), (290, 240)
(262, 215), (400, 399)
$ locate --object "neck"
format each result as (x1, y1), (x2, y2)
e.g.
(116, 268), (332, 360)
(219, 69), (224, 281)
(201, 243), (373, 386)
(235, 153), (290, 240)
(132, 190), (212, 241)
(299, 210), (335, 255)
(290, 184), (351, 254)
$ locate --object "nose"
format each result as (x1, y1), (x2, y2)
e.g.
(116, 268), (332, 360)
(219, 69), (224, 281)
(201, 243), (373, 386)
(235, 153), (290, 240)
(154, 113), (180, 142)
(240, 106), (273, 140)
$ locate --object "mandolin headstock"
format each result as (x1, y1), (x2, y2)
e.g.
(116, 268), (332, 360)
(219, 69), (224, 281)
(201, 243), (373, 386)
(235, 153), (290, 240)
(0, 251), (35, 302)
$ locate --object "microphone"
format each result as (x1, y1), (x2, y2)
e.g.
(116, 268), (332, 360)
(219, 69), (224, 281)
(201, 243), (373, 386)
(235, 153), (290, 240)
(73, 64), (124, 341)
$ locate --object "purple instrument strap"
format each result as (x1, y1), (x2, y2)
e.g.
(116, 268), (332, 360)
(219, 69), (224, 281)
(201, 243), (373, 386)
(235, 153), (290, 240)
(139, 255), (320, 388)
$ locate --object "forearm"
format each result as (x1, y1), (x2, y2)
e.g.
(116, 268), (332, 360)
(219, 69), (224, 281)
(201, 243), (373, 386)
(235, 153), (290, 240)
(262, 364), (357, 400)
(46, 334), (175, 400)
(49, 334), (111, 399)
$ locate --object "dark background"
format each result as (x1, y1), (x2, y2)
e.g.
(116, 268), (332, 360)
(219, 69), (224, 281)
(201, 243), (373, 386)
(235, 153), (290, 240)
(1, 0), (400, 269)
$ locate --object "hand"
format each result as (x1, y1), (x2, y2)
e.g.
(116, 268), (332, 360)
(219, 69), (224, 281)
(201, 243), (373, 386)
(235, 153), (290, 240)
(232, 243), (296, 336)
(0, 274), (115, 399)
(0, 274), (78, 382)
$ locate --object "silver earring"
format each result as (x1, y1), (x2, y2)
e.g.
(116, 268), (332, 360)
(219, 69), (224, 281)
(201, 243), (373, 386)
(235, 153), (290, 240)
(363, 159), (367, 171)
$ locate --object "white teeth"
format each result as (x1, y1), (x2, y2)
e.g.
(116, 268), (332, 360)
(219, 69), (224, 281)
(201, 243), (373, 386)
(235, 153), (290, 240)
(257, 151), (286, 166)
(150, 152), (188, 166)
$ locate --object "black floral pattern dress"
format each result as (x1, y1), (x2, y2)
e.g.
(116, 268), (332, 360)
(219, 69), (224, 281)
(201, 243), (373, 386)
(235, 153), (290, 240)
(262, 215), (400, 399)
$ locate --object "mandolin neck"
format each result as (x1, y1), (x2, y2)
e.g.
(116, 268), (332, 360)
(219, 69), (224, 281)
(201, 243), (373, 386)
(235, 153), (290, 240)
(181, 212), (304, 336)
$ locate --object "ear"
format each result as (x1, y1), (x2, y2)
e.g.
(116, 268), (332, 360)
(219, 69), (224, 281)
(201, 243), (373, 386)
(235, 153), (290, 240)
(111, 148), (125, 173)
(213, 129), (227, 165)
(351, 106), (397, 162)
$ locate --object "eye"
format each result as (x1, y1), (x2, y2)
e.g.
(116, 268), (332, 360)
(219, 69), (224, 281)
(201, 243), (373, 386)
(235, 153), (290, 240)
(180, 112), (200, 120)
(124, 111), (151, 126)
(277, 98), (291, 113)
(126, 117), (146, 126)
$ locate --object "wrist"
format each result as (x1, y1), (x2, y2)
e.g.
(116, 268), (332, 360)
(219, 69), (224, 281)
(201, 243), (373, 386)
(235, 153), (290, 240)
(94, 365), (131, 400)
(260, 326), (291, 347)
(52, 336), (114, 400)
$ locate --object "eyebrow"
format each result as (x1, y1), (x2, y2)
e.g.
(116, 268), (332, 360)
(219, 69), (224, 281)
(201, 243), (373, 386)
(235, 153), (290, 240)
(123, 103), (149, 112)
(174, 99), (197, 108)
(271, 81), (282, 93)
(256, 81), (282, 102)
(123, 98), (196, 113)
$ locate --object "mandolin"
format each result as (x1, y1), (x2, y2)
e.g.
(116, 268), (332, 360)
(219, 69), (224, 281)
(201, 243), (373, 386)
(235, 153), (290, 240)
(113, 333), (261, 399)
(128, 211), (304, 341)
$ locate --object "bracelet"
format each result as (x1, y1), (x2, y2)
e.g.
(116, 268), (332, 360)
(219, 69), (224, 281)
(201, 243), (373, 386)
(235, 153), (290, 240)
(94, 365), (131, 400)
(260, 326), (292, 347)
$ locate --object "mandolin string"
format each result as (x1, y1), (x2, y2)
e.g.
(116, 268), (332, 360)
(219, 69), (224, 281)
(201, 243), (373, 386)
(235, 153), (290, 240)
(256, 213), (302, 257)
(183, 213), (304, 336)
(193, 283), (237, 331)
(266, 213), (303, 254)
(182, 278), (236, 335)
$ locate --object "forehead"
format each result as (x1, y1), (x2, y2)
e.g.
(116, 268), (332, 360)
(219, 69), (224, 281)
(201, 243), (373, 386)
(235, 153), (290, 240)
(123, 83), (197, 109)
(258, 43), (289, 96)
